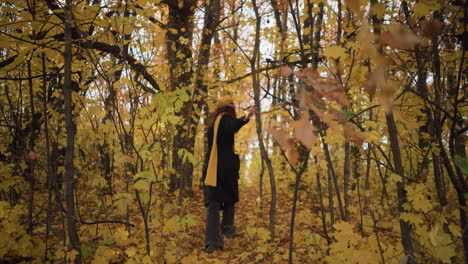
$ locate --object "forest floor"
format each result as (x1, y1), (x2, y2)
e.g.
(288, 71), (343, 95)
(174, 185), (324, 264)
(41, 182), (406, 263)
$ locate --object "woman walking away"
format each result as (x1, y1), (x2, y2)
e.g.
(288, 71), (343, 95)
(202, 96), (256, 253)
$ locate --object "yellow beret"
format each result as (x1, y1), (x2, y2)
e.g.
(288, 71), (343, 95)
(217, 96), (234, 108)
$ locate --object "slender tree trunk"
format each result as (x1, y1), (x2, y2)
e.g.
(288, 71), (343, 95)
(43, 53), (53, 261)
(371, 0), (415, 261)
(63, 2), (81, 261)
(445, 14), (468, 260)
(136, 190), (150, 255)
(385, 112), (416, 263)
(288, 170), (301, 264)
(364, 108), (373, 209)
(314, 156), (330, 244)
(328, 167), (335, 225)
(303, 0), (314, 53)
(26, 60), (36, 235)
(311, 3), (324, 70)
(259, 158), (265, 217)
(430, 11), (448, 206)
(252, 0), (277, 241)
(343, 143), (350, 221)
(352, 145), (365, 234)
(287, 145), (309, 264)
(322, 138), (346, 220)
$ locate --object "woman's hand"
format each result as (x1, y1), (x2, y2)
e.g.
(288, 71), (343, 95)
(244, 106), (257, 121)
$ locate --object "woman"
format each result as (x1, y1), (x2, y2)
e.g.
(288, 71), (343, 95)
(201, 96), (256, 253)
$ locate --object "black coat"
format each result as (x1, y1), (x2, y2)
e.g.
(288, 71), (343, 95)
(202, 115), (249, 205)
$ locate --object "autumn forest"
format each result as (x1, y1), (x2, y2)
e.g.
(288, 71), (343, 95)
(0, 0), (466, 263)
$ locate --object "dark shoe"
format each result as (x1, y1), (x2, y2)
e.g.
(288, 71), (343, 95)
(205, 245), (217, 254)
(222, 225), (236, 238)
(205, 244), (223, 254)
(224, 232), (238, 238)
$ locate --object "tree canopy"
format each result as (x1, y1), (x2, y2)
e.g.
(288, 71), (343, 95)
(0, 0), (466, 263)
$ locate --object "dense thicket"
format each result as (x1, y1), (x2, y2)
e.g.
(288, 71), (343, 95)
(0, 0), (466, 263)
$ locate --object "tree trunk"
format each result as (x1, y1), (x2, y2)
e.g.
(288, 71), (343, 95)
(196, 0), (221, 114)
(63, 2), (81, 261)
(43, 53), (53, 261)
(371, 0), (415, 261)
(327, 167), (335, 225)
(385, 112), (416, 263)
(322, 138), (346, 221)
(343, 143), (350, 221)
(314, 155), (330, 244)
(26, 60), (36, 235)
(311, 3), (324, 70)
(430, 11), (447, 206)
(252, 0), (277, 241)
(164, 0), (197, 196)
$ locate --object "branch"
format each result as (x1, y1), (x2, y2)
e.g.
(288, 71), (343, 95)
(80, 219), (135, 227)
(0, 55), (18, 69)
(80, 40), (160, 93)
(223, 65), (278, 84)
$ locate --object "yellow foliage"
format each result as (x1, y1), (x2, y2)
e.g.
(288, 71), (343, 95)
(324, 46), (347, 59)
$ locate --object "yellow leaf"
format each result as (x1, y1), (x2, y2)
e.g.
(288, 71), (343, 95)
(125, 247), (137, 258)
(68, 249), (79, 263)
(429, 222), (451, 247)
(387, 173), (402, 184)
(112, 192), (132, 215)
(324, 46), (347, 59)
(371, 2), (386, 19)
(114, 228), (129, 246)
(181, 253), (198, 264)
(142, 255), (153, 264)
(413, 1), (441, 18)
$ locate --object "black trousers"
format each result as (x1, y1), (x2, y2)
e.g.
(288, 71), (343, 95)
(205, 201), (235, 248)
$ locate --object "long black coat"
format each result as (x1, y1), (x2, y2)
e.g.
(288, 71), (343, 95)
(202, 115), (249, 205)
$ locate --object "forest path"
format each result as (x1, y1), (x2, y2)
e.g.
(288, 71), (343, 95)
(178, 185), (318, 264)
(181, 186), (269, 263)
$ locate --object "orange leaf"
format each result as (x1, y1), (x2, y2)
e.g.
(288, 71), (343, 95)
(381, 24), (420, 50)
(295, 68), (349, 106)
(345, 0), (361, 14)
(296, 88), (326, 110)
(291, 112), (317, 149)
(379, 81), (396, 112)
(287, 148), (299, 165)
(270, 129), (294, 150)
(27, 151), (40, 160)
(421, 19), (445, 38)
(362, 66), (385, 97)
(329, 107), (348, 124)
(343, 123), (366, 146)
(278, 65), (293, 77)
